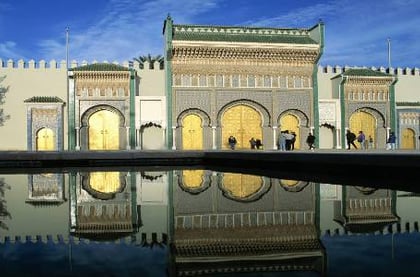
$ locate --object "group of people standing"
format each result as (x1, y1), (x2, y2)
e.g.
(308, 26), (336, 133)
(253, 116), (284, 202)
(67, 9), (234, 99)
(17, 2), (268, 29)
(346, 130), (396, 150)
(277, 130), (297, 151)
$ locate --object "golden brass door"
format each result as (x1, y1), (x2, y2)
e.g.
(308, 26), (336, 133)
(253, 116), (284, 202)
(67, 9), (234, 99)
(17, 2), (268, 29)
(222, 173), (263, 199)
(279, 114), (300, 149)
(349, 111), (376, 144)
(36, 128), (54, 151)
(222, 105), (262, 149)
(89, 172), (121, 193)
(401, 128), (415, 149)
(182, 114), (203, 150)
(89, 110), (120, 150)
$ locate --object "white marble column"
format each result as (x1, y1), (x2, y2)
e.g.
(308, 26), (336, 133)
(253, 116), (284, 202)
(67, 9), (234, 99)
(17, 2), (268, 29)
(272, 126), (278, 150)
(172, 126), (177, 150)
(75, 127), (80, 150)
(336, 128), (342, 149)
(136, 128), (141, 150)
(126, 126), (130, 150)
(212, 126), (217, 150)
(162, 127), (167, 149)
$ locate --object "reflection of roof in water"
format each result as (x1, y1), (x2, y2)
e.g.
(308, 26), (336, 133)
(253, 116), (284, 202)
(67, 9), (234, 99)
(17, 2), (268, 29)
(173, 225), (325, 275)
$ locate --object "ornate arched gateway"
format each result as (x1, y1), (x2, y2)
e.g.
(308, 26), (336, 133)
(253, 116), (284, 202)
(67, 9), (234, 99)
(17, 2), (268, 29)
(221, 104), (263, 149)
(68, 63), (135, 150)
(166, 18), (324, 150)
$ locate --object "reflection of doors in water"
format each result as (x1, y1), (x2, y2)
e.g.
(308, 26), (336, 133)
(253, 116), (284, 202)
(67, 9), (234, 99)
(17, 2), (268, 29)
(280, 114), (300, 149)
(182, 114), (203, 150)
(222, 173), (263, 199)
(182, 170), (204, 188)
(349, 111), (376, 145)
(89, 172), (120, 193)
(36, 127), (55, 150)
(89, 110), (120, 150)
(401, 128), (415, 149)
(222, 105), (262, 149)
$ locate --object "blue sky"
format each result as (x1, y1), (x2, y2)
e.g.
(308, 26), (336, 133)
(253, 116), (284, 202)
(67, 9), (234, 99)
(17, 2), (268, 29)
(0, 0), (419, 68)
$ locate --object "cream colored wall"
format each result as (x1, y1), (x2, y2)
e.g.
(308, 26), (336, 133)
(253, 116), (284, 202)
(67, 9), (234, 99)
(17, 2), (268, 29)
(0, 60), (68, 150)
(317, 66), (335, 99)
(394, 72), (420, 102)
(1, 60), (419, 151)
(137, 61), (165, 96)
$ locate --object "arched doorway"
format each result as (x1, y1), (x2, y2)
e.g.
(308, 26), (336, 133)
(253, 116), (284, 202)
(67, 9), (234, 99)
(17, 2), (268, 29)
(221, 105), (262, 149)
(279, 114), (300, 149)
(36, 128), (55, 151)
(182, 114), (203, 150)
(88, 110), (120, 150)
(349, 111), (376, 145)
(401, 128), (416, 149)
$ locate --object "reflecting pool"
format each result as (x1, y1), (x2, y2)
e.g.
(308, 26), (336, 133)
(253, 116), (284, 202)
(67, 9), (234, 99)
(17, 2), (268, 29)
(1, 170), (420, 276)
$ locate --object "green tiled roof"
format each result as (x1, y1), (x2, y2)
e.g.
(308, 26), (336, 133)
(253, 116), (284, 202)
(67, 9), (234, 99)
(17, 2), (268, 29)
(342, 68), (391, 77)
(71, 63), (129, 71)
(24, 96), (64, 103)
(331, 68), (392, 79)
(173, 24), (317, 45)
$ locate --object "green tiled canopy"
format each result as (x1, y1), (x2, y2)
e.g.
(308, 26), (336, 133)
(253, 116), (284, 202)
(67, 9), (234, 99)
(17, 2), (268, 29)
(70, 63), (129, 71)
(173, 24), (318, 44)
(24, 96), (64, 103)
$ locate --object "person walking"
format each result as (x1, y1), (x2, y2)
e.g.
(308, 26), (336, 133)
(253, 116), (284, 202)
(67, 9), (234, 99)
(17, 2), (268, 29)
(306, 133), (316, 150)
(357, 131), (366, 150)
(346, 130), (357, 150)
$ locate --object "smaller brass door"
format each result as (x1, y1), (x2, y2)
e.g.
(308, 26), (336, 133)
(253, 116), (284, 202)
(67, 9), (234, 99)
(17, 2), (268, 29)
(401, 128), (415, 149)
(36, 128), (55, 151)
(279, 114), (300, 149)
(182, 114), (203, 150)
(89, 110), (120, 150)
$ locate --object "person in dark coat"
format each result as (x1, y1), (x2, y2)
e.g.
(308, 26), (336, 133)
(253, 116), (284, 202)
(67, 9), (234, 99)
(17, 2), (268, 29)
(346, 130), (357, 150)
(306, 133), (316, 150)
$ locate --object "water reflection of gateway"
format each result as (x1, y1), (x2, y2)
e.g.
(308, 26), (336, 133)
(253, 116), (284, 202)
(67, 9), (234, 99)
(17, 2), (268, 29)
(69, 172), (140, 239)
(333, 187), (400, 234)
(171, 171), (326, 276)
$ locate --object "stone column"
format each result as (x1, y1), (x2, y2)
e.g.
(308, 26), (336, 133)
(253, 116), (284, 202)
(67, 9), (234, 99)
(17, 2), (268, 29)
(272, 126), (278, 150)
(212, 126), (217, 150)
(172, 126), (177, 150)
(163, 127), (167, 149)
(336, 128), (342, 149)
(75, 127), (80, 151)
(136, 128), (141, 150)
(126, 127), (130, 150)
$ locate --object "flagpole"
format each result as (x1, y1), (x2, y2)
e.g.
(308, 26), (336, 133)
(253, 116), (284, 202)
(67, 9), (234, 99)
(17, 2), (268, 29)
(387, 38), (391, 69)
(66, 27), (70, 70)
